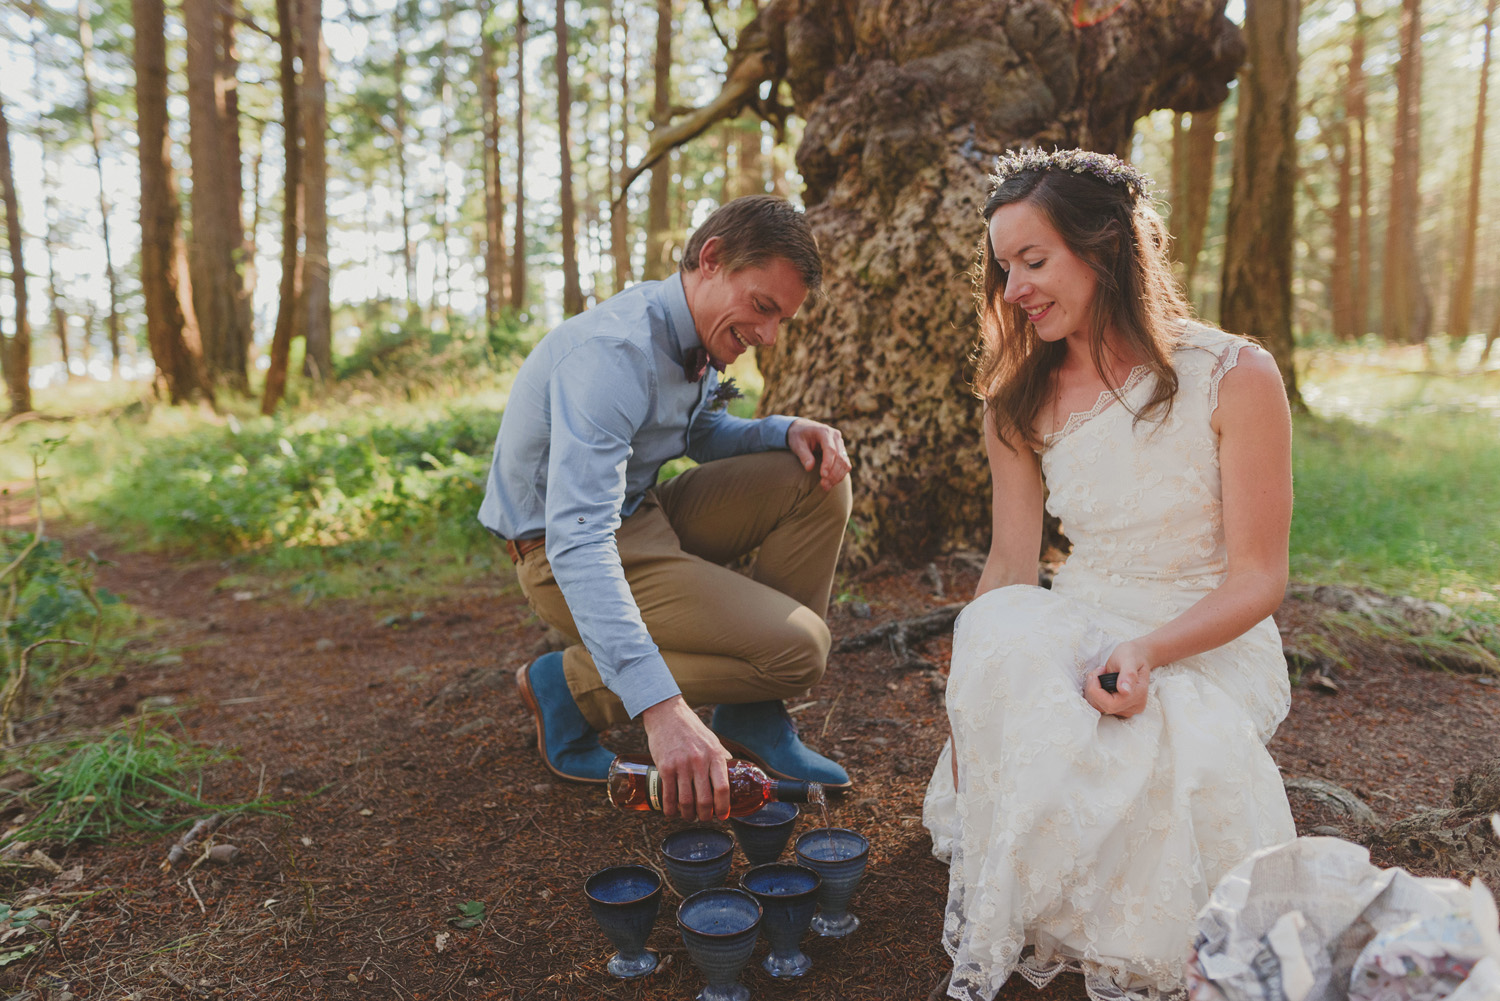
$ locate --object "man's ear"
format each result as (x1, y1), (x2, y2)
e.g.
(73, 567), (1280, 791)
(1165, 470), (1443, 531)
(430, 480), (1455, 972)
(697, 236), (723, 276)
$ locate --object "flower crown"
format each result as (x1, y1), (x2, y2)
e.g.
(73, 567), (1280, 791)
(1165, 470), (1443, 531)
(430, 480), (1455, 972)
(991, 147), (1151, 202)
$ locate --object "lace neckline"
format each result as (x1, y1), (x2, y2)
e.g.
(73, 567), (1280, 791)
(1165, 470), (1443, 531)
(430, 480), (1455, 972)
(1042, 364), (1151, 446)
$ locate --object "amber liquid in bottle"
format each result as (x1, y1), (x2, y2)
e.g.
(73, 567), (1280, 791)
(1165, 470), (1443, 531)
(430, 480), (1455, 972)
(606, 753), (820, 818)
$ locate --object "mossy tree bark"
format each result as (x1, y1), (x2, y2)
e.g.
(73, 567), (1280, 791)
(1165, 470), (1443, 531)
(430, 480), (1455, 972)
(764, 1), (1243, 563)
(1221, 0), (1303, 408)
(133, 0), (213, 406)
(624, 0), (1244, 564)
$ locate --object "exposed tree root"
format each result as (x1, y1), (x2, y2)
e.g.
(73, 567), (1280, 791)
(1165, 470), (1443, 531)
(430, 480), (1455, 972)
(835, 603), (964, 671)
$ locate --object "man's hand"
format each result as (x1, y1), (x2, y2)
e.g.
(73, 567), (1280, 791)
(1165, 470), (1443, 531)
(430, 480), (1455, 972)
(787, 418), (851, 491)
(640, 696), (732, 820)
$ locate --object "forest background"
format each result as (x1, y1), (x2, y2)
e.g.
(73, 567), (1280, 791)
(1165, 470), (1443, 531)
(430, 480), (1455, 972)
(0, 0), (1498, 994)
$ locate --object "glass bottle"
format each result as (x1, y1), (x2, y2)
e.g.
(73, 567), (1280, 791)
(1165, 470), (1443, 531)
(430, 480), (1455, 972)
(606, 754), (821, 817)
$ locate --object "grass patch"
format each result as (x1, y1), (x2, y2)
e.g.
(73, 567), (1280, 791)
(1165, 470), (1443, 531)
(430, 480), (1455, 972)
(0, 717), (266, 848)
(1292, 344), (1500, 613)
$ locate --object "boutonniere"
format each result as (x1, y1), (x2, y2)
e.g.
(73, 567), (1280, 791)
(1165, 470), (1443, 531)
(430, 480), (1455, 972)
(709, 377), (743, 411)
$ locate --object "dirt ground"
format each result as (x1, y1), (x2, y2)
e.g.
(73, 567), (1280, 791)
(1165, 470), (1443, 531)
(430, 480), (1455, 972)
(2, 533), (1498, 1000)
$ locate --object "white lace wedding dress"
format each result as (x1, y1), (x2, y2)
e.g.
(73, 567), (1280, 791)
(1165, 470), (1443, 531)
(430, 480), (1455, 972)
(923, 325), (1295, 1001)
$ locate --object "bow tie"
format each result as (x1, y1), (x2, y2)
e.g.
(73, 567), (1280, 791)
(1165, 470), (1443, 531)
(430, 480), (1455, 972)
(682, 347), (722, 382)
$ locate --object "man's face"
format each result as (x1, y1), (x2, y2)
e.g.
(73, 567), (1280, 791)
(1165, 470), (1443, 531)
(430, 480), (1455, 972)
(692, 241), (808, 368)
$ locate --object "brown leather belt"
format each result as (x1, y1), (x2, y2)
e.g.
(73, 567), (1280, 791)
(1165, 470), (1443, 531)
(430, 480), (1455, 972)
(506, 536), (545, 565)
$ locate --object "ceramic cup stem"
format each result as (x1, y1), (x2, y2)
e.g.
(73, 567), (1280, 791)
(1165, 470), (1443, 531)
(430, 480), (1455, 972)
(584, 864), (663, 979)
(794, 828), (870, 939)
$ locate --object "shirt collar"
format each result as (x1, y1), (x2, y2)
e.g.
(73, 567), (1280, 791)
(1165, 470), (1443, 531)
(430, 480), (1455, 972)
(661, 272), (703, 361)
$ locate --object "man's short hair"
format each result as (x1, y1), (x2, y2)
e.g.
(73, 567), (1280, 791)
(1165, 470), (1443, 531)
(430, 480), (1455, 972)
(680, 195), (822, 294)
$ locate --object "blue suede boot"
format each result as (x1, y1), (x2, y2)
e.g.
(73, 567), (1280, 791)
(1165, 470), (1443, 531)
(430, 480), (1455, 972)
(710, 701), (851, 789)
(516, 652), (615, 783)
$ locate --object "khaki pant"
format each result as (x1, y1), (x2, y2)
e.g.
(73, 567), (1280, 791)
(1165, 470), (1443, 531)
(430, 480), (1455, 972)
(514, 451), (852, 732)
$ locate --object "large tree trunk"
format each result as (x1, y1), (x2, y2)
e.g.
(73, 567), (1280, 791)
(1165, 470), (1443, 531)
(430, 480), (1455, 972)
(480, 0), (510, 322)
(737, 115), (764, 197)
(301, 0), (331, 380)
(1382, 0), (1427, 344)
(185, 0), (250, 393)
(510, 0), (527, 311)
(1446, 0), (1495, 341)
(0, 87), (32, 415)
(1330, 113), (1357, 341)
(608, 0), (631, 295)
(644, 0), (672, 280)
(222, 5), (254, 366)
(261, 0), (301, 415)
(1181, 108), (1218, 303)
(689, 0), (1243, 564)
(1351, 0), (1371, 339)
(1221, 0), (1302, 407)
(393, 8), (416, 312)
(79, 0), (123, 378)
(133, 0), (212, 406)
(556, 0), (583, 316)
(35, 101), (71, 382)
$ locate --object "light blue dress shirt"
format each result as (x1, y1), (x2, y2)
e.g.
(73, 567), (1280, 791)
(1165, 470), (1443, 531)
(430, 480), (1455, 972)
(478, 273), (796, 718)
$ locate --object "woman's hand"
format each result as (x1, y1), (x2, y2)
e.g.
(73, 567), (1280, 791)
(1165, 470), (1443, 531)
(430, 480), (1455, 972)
(1084, 639), (1153, 718)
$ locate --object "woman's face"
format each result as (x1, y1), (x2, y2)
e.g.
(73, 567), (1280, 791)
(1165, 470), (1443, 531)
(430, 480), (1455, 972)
(988, 200), (1099, 345)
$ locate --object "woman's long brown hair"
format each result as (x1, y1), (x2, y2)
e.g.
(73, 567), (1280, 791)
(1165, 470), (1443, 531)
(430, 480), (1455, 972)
(971, 163), (1195, 451)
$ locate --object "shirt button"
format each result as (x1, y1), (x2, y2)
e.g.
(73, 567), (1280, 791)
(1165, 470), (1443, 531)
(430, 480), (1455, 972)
(578, 517), (584, 523)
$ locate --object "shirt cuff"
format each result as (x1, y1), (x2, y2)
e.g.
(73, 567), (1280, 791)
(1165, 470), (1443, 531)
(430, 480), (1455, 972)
(619, 655), (682, 720)
(763, 414), (796, 449)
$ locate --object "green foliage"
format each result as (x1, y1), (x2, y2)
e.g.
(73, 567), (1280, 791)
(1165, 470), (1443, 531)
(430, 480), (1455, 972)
(449, 899), (485, 928)
(0, 719), (239, 846)
(1, 535), (116, 678)
(1290, 349), (1500, 612)
(94, 406), (499, 558)
(0, 899), (45, 966)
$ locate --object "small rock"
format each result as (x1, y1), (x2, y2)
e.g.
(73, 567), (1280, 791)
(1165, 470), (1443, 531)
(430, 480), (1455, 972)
(358, 808), (374, 817)
(828, 748), (846, 760)
(1306, 672), (1340, 694)
(928, 673), (948, 694)
(531, 783), (552, 795)
(849, 600), (872, 620)
(854, 797), (879, 809)
(232, 591), (257, 602)
(869, 737), (889, 748)
(434, 932), (450, 953)
(448, 717), (494, 738)
(208, 844), (242, 864)
(539, 887), (553, 900)
(314, 638), (335, 652)
(31, 917), (52, 932)
(347, 974), (359, 983)
(1310, 825), (1344, 837)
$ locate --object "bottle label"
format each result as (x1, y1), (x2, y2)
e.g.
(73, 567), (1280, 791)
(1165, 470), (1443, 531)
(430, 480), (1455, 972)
(648, 768), (663, 812)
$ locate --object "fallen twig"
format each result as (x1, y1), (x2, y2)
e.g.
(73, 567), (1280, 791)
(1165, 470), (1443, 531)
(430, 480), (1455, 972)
(835, 603), (965, 670)
(162, 813), (226, 871)
(1283, 776), (1382, 828)
(186, 876), (207, 914)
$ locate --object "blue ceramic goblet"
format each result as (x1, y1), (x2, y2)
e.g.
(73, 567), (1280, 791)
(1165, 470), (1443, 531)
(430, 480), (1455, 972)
(660, 827), (735, 898)
(728, 802), (800, 866)
(583, 864), (662, 978)
(794, 828), (869, 938)
(678, 887), (762, 1001)
(739, 863), (820, 978)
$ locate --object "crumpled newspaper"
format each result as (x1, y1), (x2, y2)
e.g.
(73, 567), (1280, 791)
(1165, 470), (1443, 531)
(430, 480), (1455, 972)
(1188, 836), (1500, 1001)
